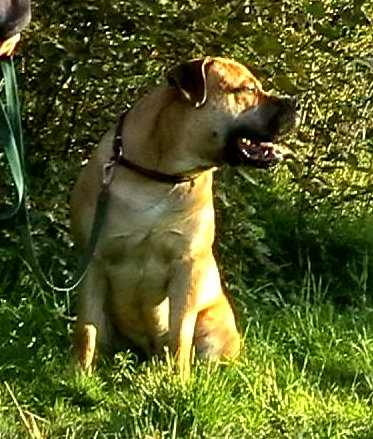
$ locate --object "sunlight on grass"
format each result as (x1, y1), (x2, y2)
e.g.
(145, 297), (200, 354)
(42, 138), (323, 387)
(1, 271), (373, 438)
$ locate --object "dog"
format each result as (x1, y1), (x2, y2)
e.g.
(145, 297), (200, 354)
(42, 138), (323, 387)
(71, 57), (296, 378)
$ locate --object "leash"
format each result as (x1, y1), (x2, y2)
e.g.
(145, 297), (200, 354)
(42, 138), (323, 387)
(0, 57), (114, 292)
(0, 58), (24, 219)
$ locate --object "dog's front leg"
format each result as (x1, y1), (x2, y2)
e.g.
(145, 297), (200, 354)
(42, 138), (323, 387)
(74, 260), (110, 373)
(169, 302), (198, 381)
(168, 258), (201, 380)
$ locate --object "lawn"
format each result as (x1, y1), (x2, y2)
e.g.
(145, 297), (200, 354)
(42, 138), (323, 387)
(1, 271), (373, 438)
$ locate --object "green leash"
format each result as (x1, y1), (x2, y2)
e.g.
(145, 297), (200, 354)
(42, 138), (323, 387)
(0, 59), (24, 219)
(0, 58), (112, 292)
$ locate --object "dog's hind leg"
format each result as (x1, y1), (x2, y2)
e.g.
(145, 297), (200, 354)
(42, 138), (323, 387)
(74, 261), (111, 373)
(194, 294), (240, 361)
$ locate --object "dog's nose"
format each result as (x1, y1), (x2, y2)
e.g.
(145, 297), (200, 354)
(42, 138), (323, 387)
(271, 96), (297, 134)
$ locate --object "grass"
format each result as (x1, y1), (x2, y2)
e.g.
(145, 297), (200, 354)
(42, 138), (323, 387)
(1, 270), (373, 438)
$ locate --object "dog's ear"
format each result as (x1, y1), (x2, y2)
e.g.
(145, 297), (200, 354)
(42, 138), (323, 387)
(167, 58), (213, 108)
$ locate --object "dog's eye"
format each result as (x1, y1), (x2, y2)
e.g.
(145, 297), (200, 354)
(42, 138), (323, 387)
(231, 85), (257, 94)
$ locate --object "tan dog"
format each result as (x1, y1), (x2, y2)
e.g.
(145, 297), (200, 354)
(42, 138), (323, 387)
(71, 57), (296, 378)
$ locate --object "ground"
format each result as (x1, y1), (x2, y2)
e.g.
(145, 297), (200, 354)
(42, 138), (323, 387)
(1, 272), (373, 438)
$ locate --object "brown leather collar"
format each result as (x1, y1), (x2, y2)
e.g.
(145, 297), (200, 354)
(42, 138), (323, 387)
(112, 111), (211, 184)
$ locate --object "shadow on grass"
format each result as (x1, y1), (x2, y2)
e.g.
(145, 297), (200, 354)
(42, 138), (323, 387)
(289, 336), (373, 400)
(0, 290), (71, 383)
(317, 364), (373, 400)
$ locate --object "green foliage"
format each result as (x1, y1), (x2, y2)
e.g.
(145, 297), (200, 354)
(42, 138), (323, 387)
(0, 0), (372, 295)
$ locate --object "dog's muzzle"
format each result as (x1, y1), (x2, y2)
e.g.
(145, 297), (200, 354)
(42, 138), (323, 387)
(224, 96), (297, 168)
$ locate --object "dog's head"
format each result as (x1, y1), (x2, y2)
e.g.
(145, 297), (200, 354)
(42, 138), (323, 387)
(167, 57), (297, 169)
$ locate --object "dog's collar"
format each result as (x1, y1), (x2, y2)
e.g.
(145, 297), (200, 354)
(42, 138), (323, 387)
(112, 111), (212, 184)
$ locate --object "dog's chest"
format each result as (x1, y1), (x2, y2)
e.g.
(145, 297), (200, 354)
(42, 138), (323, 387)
(100, 184), (215, 303)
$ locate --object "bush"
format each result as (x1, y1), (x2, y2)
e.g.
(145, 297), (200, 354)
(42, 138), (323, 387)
(0, 0), (372, 303)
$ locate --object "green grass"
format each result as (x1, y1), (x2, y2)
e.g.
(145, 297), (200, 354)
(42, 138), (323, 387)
(1, 272), (373, 438)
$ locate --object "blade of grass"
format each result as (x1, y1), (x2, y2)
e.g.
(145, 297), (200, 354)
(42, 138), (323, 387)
(4, 381), (43, 439)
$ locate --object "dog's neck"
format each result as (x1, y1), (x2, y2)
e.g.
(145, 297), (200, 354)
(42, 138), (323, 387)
(114, 107), (215, 184)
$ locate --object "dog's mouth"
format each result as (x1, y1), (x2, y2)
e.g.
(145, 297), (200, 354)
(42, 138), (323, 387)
(225, 134), (282, 169)
(237, 137), (280, 168)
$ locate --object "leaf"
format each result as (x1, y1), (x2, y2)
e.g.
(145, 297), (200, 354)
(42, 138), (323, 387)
(314, 23), (341, 39)
(237, 169), (259, 186)
(286, 160), (303, 179)
(305, 1), (325, 18)
(341, 6), (369, 26)
(253, 34), (283, 57)
(347, 153), (359, 168)
(273, 74), (299, 95)
(39, 42), (64, 60)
